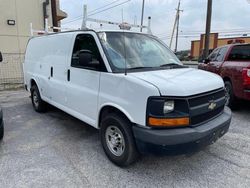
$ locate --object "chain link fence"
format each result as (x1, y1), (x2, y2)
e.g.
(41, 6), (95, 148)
(0, 53), (24, 91)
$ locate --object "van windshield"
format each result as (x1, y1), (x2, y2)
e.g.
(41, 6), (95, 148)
(98, 32), (182, 72)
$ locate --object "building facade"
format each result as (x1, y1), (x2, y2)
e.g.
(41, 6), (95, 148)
(190, 33), (250, 60)
(0, 0), (67, 89)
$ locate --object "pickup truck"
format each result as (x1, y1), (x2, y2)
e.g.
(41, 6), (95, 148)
(198, 44), (250, 109)
(24, 30), (232, 166)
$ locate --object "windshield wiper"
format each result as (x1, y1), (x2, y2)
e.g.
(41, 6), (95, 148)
(128, 66), (154, 70)
(160, 63), (187, 69)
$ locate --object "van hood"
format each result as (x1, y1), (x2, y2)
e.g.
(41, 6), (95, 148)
(130, 68), (224, 96)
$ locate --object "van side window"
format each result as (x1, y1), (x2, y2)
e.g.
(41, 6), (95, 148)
(71, 34), (107, 71)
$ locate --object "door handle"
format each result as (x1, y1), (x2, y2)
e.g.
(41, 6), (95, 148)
(67, 69), (70, 81)
(51, 67), (53, 77)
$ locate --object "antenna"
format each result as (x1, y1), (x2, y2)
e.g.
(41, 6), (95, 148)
(147, 17), (152, 34)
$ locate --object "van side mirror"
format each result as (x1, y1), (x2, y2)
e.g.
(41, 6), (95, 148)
(203, 58), (210, 64)
(79, 50), (93, 66)
(0, 52), (3, 62)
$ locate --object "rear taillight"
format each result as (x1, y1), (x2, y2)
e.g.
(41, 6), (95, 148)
(242, 68), (250, 86)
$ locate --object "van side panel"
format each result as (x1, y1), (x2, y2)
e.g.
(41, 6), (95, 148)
(24, 34), (74, 103)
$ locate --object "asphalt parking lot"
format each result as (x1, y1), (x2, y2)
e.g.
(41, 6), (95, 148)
(0, 89), (250, 188)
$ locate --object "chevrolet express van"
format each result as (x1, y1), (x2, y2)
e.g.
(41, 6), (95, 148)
(24, 30), (232, 166)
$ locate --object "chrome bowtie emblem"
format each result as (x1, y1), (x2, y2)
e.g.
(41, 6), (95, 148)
(208, 101), (217, 110)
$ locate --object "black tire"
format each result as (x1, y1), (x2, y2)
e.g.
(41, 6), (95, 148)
(0, 124), (3, 140)
(225, 81), (238, 110)
(31, 85), (47, 112)
(100, 113), (139, 167)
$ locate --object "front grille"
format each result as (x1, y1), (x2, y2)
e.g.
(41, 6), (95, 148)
(188, 89), (225, 108)
(188, 88), (225, 126)
(190, 106), (224, 125)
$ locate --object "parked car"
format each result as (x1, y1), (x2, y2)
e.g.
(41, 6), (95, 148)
(0, 52), (4, 140)
(198, 44), (250, 109)
(24, 30), (232, 166)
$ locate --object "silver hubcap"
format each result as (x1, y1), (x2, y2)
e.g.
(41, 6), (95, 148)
(225, 86), (230, 106)
(33, 91), (39, 107)
(105, 126), (125, 157)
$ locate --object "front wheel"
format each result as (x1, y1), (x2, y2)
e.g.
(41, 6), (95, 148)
(100, 113), (139, 167)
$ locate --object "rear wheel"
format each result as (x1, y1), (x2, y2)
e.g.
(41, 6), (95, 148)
(31, 85), (47, 112)
(100, 113), (139, 167)
(225, 81), (238, 110)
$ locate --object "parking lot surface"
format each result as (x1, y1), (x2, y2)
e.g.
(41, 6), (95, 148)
(0, 89), (250, 188)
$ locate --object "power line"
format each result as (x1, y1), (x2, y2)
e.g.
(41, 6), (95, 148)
(88, 0), (131, 17)
(63, 0), (130, 25)
(63, 17), (82, 25)
(160, 32), (250, 40)
(156, 28), (250, 38)
(88, 0), (122, 14)
(179, 28), (250, 33)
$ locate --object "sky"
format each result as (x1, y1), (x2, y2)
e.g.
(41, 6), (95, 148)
(60, 0), (250, 51)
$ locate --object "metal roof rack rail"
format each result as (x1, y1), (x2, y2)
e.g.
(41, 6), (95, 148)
(30, 4), (153, 37)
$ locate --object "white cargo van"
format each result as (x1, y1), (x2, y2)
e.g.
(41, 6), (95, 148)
(24, 30), (232, 166)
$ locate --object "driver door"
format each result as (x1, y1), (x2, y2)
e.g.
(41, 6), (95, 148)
(208, 47), (227, 74)
(66, 34), (106, 126)
(201, 48), (220, 72)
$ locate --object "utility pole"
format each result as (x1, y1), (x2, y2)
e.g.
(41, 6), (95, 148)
(174, 0), (182, 53)
(204, 0), (213, 59)
(170, 0), (183, 52)
(140, 0), (145, 32)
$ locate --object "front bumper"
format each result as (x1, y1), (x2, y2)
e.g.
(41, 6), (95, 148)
(133, 107), (232, 154)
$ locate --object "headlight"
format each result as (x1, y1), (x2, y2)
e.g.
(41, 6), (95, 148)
(163, 100), (174, 114)
(147, 97), (189, 128)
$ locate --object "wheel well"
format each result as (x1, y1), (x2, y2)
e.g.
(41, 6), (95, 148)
(223, 77), (231, 83)
(98, 106), (131, 128)
(30, 79), (37, 87)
